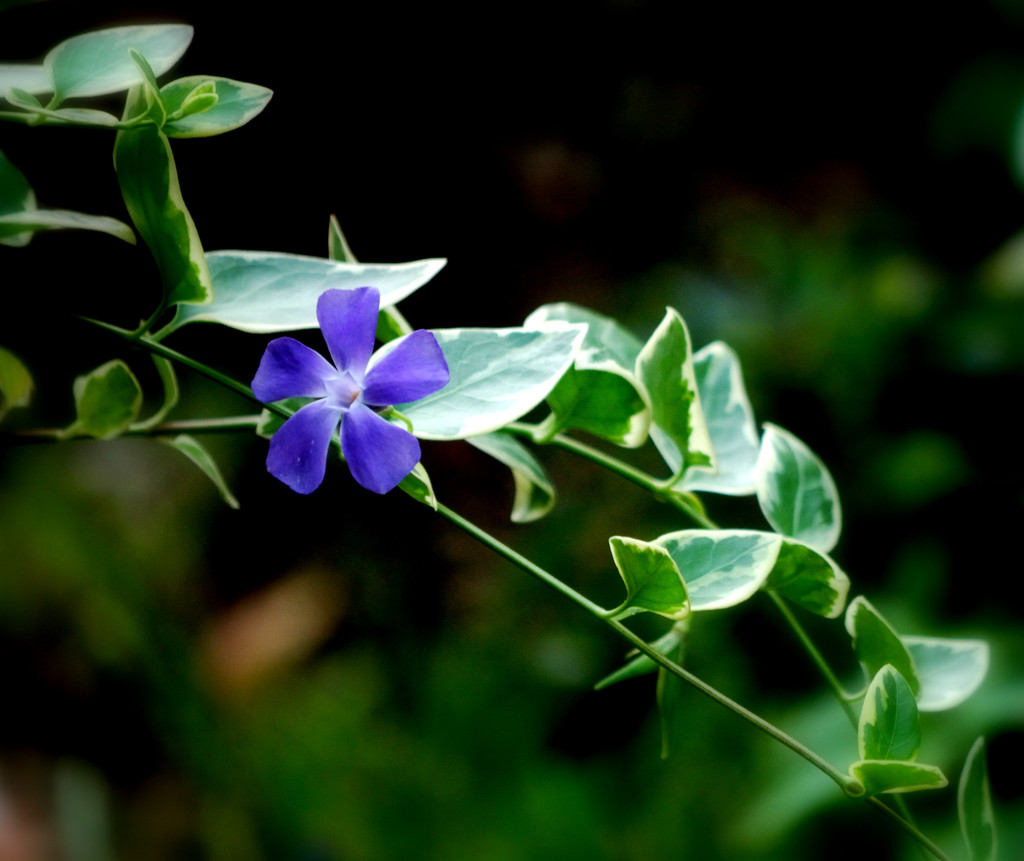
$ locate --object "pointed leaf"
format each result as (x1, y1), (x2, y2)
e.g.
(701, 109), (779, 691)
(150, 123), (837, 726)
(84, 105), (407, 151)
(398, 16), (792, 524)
(848, 760), (948, 796)
(0, 209), (135, 244)
(594, 625), (687, 689)
(114, 110), (211, 306)
(680, 341), (760, 495)
(959, 737), (998, 861)
(767, 538), (849, 618)
(396, 323), (586, 439)
(845, 596), (920, 697)
(637, 307), (715, 478)
(525, 302), (649, 447)
(163, 435), (239, 509)
(62, 360), (142, 439)
(654, 529), (781, 611)
(755, 423), (842, 553)
(905, 636), (989, 711)
(467, 432), (555, 522)
(398, 461), (437, 510)
(0, 148), (35, 247)
(45, 24), (193, 101)
(858, 665), (921, 762)
(162, 75), (272, 137)
(167, 251), (444, 333)
(608, 536), (689, 620)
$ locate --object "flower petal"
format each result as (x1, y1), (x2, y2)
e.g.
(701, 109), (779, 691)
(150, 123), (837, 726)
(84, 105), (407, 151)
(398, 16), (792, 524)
(341, 402), (421, 494)
(317, 287), (380, 377)
(252, 337), (336, 402)
(362, 330), (450, 406)
(266, 398), (342, 494)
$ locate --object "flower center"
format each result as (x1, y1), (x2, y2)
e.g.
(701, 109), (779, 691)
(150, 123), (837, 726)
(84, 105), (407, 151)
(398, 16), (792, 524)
(325, 371), (362, 410)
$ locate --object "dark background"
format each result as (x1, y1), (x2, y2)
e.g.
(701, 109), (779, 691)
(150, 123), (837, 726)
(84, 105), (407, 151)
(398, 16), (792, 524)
(1, 1), (1023, 859)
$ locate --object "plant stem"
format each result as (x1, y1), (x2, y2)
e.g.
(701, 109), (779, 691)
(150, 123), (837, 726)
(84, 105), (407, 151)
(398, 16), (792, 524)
(504, 423), (718, 528)
(434, 500), (857, 793)
(767, 590), (860, 726)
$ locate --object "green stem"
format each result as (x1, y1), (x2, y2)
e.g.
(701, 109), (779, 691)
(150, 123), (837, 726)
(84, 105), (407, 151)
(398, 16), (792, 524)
(435, 500), (857, 794)
(7, 416), (261, 443)
(767, 590), (860, 726)
(81, 318), (286, 419)
(504, 422), (718, 528)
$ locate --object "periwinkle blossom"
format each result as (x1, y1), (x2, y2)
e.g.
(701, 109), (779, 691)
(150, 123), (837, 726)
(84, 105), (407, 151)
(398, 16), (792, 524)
(251, 287), (449, 494)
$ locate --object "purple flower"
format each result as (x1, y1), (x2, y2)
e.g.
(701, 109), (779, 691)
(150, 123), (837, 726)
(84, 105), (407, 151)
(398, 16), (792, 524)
(251, 287), (449, 494)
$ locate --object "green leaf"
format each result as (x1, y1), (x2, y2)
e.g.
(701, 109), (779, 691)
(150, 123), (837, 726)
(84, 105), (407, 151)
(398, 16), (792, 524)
(959, 737), (998, 861)
(545, 366), (649, 447)
(325, 216), (413, 342)
(0, 147), (35, 247)
(755, 423), (842, 553)
(45, 24), (193, 102)
(466, 432), (555, 522)
(845, 596), (920, 697)
(653, 529), (781, 611)
(162, 75), (272, 137)
(904, 636), (989, 711)
(0, 346), (33, 421)
(62, 360), (142, 439)
(398, 461), (438, 510)
(637, 307), (715, 479)
(848, 760), (948, 796)
(594, 624), (687, 689)
(680, 341), (760, 495)
(608, 536), (689, 620)
(327, 215), (358, 263)
(395, 323), (586, 439)
(858, 665), (921, 762)
(525, 302), (649, 447)
(162, 435), (239, 509)
(167, 251), (445, 333)
(0, 88), (120, 126)
(766, 538), (849, 618)
(114, 108), (212, 306)
(0, 209), (135, 244)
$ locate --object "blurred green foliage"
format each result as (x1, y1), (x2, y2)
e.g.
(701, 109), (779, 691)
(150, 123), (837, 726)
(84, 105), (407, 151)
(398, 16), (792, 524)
(2, 1), (1024, 859)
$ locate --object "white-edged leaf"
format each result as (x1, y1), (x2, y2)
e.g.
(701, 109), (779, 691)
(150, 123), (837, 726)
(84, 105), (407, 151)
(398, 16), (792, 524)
(0, 209), (135, 244)
(653, 529), (782, 611)
(162, 75), (272, 138)
(845, 596), (920, 697)
(858, 664), (921, 762)
(46, 24), (193, 101)
(904, 636), (989, 711)
(399, 461), (437, 510)
(525, 302), (650, 447)
(639, 307), (715, 478)
(848, 760), (948, 796)
(755, 423), (842, 553)
(959, 737), (998, 861)
(680, 341), (760, 495)
(162, 434), (239, 508)
(608, 536), (689, 620)
(467, 432), (555, 522)
(0, 65), (51, 96)
(767, 538), (849, 618)
(167, 251), (445, 332)
(395, 323), (586, 439)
